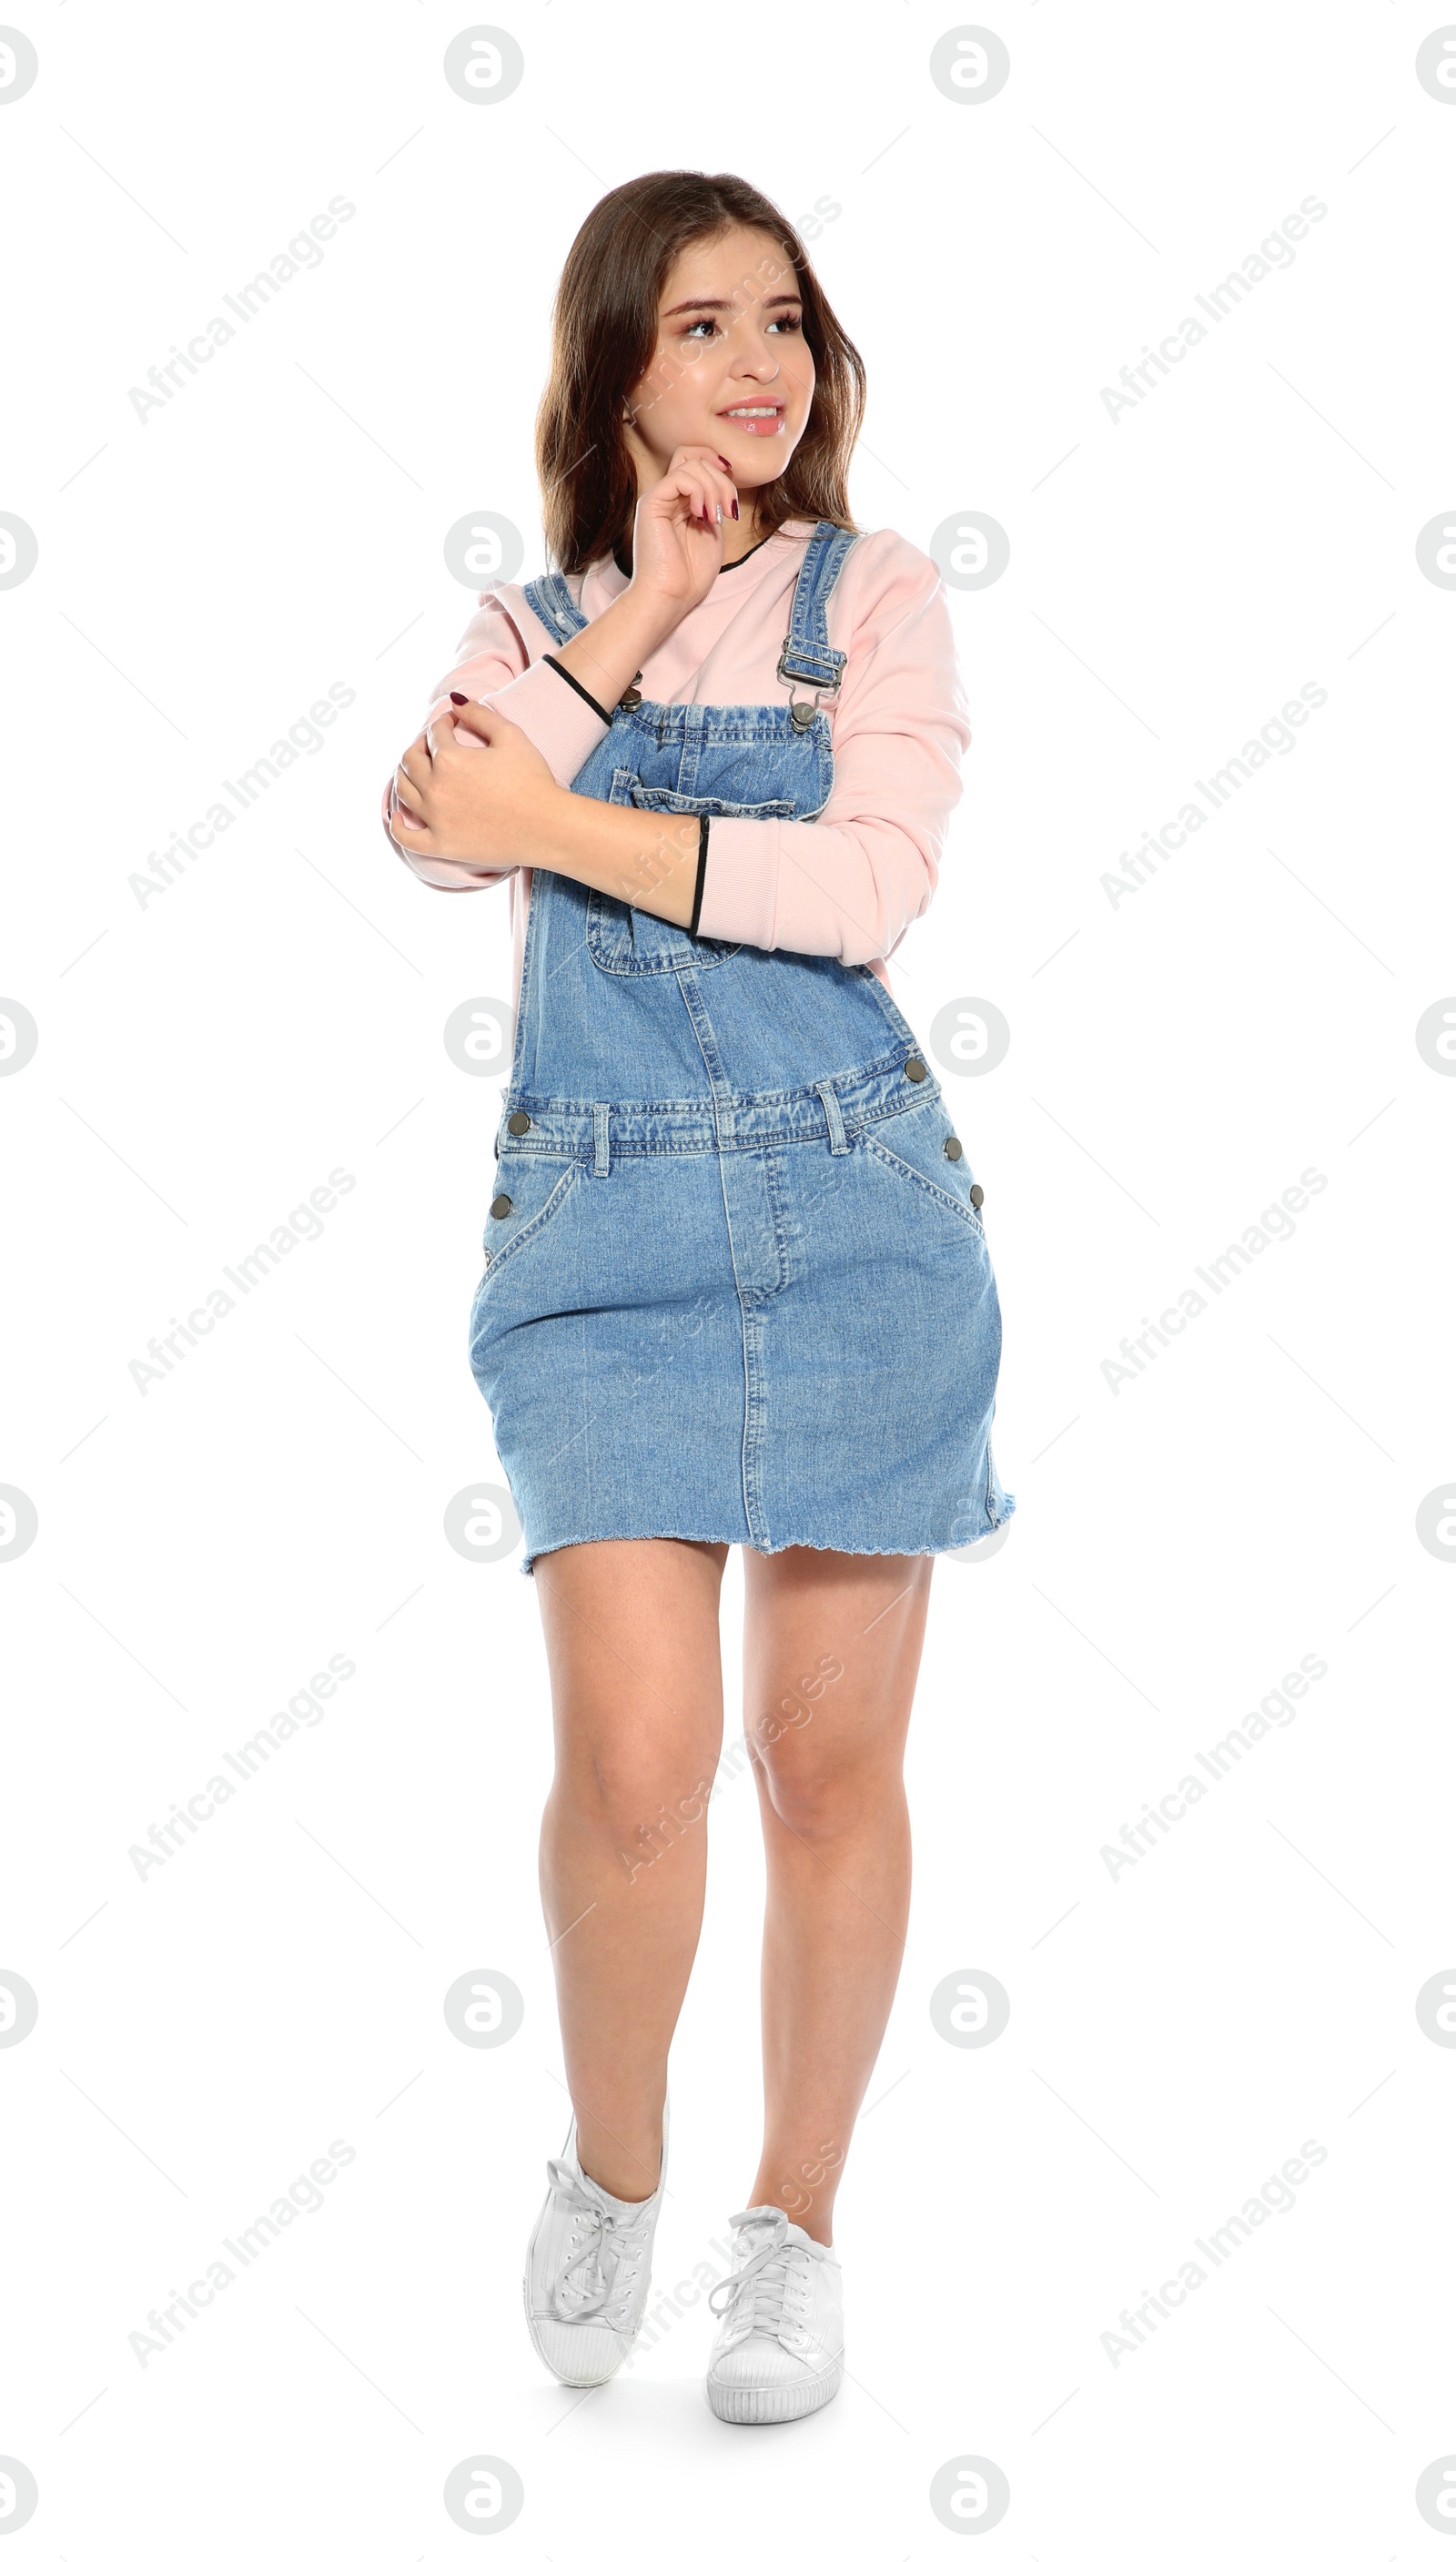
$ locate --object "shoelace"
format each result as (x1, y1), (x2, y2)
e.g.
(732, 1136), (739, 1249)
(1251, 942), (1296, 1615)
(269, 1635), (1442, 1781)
(545, 2157), (647, 2325)
(707, 2208), (809, 2341)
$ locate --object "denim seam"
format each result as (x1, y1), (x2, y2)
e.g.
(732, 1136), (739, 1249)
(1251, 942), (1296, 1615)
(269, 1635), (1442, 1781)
(761, 1143), (793, 1296)
(583, 912), (744, 975)
(738, 1298), (768, 1547)
(496, 1099), (949, 1162)
(500, 1049), (916, 1129)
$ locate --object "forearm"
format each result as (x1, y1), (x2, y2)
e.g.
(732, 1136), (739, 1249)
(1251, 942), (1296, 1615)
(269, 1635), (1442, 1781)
(549, 588), (677, 718)
(533, 785), (703, 929)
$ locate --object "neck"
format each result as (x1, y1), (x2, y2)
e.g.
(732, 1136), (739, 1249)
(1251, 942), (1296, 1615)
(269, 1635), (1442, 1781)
(716, 500), (771, 565)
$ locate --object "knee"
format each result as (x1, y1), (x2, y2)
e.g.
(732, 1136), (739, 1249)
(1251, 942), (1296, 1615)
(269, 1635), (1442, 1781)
(561, 1739), (714, 1852)
(754, 1741), (894, 1847)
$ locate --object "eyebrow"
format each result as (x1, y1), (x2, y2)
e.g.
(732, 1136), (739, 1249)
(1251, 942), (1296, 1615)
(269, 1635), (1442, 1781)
(661, 291), (803, 317)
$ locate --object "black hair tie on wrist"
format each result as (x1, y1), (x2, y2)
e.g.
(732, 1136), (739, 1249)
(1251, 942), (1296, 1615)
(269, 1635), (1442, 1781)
(688, 815), (709, 937)
(541, 652), (612, 726)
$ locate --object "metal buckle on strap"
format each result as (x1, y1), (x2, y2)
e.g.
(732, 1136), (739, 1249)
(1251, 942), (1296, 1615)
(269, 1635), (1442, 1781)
(776, 634), (844, 731)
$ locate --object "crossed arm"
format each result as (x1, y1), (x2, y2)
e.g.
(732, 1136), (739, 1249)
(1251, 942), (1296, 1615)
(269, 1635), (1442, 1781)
(387, 575), (709, 924)
(389, 695), (706, 929)
(383, 541), (969, 966)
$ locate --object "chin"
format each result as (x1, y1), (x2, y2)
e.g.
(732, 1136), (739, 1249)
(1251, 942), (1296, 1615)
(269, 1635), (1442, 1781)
(719, 456), (794, 490)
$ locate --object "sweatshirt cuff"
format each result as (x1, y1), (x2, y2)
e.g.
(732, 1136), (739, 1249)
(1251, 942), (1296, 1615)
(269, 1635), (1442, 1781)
(693, 815), (782, 950)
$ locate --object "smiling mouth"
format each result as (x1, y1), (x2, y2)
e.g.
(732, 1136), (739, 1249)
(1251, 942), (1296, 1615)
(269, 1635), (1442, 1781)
(718, 402), (785, 435)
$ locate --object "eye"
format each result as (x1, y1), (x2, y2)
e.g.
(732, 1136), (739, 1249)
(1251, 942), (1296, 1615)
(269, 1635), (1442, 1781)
(682, 318), (718, 339)
(769, 311), (804, 334)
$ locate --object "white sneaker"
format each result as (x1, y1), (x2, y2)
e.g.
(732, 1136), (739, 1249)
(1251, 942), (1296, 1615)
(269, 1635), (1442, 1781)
(522, 2105), (667, 2387)
(705, 2204), (844, 2424)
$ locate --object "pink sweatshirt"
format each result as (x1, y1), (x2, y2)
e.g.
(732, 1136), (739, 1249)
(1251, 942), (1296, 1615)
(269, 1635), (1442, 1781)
(382, 517), (970, 1012)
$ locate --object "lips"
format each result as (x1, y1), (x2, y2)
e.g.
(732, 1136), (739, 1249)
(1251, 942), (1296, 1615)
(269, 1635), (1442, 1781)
(717, 401), (785, 438)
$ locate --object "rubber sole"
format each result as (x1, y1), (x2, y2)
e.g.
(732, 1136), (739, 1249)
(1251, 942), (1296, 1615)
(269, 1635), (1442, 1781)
(521, 2264), (642, 2388)
(705, 2360), (844, 2425)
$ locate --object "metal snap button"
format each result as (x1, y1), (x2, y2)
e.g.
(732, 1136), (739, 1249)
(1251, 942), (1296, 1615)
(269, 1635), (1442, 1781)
(944, 1135), (963, 1160)
(904, 1054), (927, 1081)
(490, 1192), (513, 1220)
(619, 673), (642, 710)
(969, 1183), (985, 1209)
(507, 1109), (531, 1135)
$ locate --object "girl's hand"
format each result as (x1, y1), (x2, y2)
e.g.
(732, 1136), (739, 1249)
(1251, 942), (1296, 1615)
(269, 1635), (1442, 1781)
(626, 443), (741, 622)
(389, 698), (558, 866)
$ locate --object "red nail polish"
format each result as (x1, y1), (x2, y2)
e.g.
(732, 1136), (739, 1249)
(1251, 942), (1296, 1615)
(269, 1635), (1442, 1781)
(731, 498), (739, 519)
(450, 691), (468, 704)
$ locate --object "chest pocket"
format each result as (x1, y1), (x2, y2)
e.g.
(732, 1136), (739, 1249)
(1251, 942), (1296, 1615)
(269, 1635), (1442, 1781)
(586, 772), (797, 976)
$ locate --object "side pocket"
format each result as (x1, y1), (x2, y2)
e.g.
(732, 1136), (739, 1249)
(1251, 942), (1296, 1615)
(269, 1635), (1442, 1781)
(860, 1099), (986, 1239)
(475, 1155), (584, 1288)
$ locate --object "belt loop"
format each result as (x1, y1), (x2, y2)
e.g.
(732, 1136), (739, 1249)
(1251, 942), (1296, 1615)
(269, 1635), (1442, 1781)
(814, 1078), (849, 1155)
(593, 1102), (611, 1177)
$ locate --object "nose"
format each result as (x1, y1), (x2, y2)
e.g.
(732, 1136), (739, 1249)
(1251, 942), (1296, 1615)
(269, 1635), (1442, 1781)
(726, 315), (782, 382)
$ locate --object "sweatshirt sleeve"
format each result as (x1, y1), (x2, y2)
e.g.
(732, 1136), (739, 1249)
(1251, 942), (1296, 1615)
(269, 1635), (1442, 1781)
(382, 584), (610, 895)
(694, 535), (971, 965)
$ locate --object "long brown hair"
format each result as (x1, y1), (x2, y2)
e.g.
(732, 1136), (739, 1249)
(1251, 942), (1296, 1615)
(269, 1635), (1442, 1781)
(535, 171), (866, 574)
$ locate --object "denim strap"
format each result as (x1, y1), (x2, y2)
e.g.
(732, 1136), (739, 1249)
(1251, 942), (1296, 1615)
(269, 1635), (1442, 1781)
(521, 569), (589, 646)
(777, 521), (861, 691)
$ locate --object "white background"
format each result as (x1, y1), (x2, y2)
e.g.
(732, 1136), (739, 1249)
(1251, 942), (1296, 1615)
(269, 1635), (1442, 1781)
(4, 1), (1455, 2553)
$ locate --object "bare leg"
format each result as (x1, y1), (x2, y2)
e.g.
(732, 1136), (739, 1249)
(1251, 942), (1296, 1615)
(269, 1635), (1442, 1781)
(533, 1534), (729, 2202)
(740, 1547), (935, 2243)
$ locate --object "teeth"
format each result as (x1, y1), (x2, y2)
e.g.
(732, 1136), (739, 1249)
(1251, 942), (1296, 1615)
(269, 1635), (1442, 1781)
(725, 407), (779, 417)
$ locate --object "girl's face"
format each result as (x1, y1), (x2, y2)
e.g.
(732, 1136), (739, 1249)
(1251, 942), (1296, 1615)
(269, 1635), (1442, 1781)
(622, 224), (816, 507)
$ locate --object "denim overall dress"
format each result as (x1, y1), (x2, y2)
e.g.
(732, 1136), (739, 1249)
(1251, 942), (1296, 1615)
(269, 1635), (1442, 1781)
(468, 521), (1014, 1575)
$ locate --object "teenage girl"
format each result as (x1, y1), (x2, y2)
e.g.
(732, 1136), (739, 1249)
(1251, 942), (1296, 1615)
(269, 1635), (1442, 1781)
(386, 168), (1012, 2426)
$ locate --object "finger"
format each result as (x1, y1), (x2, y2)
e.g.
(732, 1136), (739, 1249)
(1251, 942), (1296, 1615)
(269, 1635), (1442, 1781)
(388, 797), (430, 844)
(440, 694), (500, 741)
(682, 467), (729, 524)
(688, 441), (740, 492)
(426, 710), (460, 760)
(665, 465), (721, 527)
(398, 739), (432, 793)
(676, 443), (739, 509)
(393, 764), (426, 813)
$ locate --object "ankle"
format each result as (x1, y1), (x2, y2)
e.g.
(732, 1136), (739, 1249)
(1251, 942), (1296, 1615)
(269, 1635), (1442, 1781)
(745, 2188), (832, 2247)
(576, 2122), (662, 2203)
